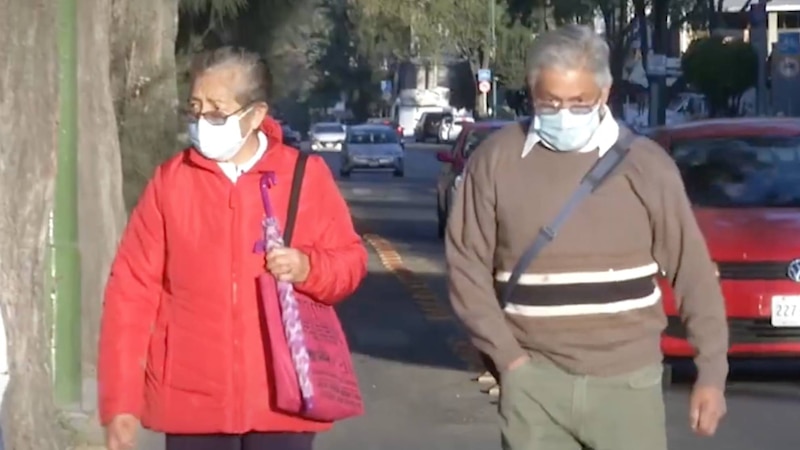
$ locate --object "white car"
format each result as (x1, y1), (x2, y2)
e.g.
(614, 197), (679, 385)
(438, 116), (474, 143)
(310, 122), (347, 152)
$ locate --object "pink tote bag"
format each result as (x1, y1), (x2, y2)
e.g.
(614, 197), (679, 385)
(256, 156), (364, 421)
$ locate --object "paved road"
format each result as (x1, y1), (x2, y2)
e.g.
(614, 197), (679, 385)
(137, 142), (800, 449)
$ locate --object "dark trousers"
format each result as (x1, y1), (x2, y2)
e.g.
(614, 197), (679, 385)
(165, 432), (315, 450)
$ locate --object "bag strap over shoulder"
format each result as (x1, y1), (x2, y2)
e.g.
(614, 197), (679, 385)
(283, 151), (310, 247)
(501, 128), (637, 305)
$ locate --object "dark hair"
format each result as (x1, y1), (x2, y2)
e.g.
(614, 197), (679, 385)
(189, 46), (272, 105)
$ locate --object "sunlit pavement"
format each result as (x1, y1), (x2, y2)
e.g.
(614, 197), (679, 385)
(136, 141), (800, 450)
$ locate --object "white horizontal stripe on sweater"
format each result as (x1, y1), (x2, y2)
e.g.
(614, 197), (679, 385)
(494, 262), (659, 285)
(503, 286), (661, 318)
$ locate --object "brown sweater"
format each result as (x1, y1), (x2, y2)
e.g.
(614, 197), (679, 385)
(446, 121), (729, 389)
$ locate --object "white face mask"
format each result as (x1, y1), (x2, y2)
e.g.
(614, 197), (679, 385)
(533, 105), (601, 152)
(189, 108), (252, 161)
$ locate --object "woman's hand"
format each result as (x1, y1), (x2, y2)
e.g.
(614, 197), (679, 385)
(105, 413), (139, 450)
(266, 248), (310, 283)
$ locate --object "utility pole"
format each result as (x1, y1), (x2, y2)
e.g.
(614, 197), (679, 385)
(54, 0), (81, 406)
(750, 0), (769, 115)
(490, 0), (497, 118)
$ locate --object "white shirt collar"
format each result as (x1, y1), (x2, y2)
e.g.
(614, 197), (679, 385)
(521, 105), (620, 158)
(218, 131), (268, 182)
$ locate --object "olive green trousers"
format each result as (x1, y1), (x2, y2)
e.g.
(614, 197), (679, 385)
(499, 359), (668, 450)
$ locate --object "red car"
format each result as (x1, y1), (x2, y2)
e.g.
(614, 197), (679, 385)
(435, 120), (513, 238)
(649, 117), (800, 360)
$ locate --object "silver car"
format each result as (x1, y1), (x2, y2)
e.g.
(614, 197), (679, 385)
(310, 122), (347, 151)
(340, 125), (404, 178)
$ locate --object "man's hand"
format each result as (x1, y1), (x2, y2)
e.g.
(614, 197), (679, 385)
(504, 355), (530, 374)
(266, 247), (311, 283)
(105, 414), (139, 450)
(689, 385), (726, 436)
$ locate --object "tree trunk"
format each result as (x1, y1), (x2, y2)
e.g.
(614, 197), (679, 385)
(76, 0), (128, 392)
(0, 0), (67, 448)
(110, 0), (181, 210)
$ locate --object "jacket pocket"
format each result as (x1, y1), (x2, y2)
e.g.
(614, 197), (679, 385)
(146, 324), (169, 385)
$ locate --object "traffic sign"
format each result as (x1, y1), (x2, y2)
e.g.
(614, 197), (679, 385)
(478, 80), (491, 93)
(779, 33), (800, 55)
(380, 79), (393, 101)
(646, 53), (667, 76)
(477, 69), (492, 82)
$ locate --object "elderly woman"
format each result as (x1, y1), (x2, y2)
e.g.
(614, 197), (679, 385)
(98, 47), (367, 450)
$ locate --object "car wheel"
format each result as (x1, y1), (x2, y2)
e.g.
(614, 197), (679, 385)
(339, 169), (351, 178)
(393, 169), (404, 177)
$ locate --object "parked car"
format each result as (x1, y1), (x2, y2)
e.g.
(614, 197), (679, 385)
(340, 124), (405, 178)
(310, 122), (347, 151)
(438, 115), (475, 143)
(649, 117), (800, 362)
(281, 124), (302, 147)
(434, 120), (512, 237)
(366, 117), (404, 138)
(414, 111), (447, 142)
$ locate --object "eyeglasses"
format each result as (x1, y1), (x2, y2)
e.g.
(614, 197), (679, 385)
(533, 100), (598, 116)
(183, 103), (251, 126)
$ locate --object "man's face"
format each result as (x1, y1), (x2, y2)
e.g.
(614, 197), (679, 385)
(528, 67), (609, 114)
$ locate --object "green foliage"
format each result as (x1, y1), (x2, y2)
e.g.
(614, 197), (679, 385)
(178, 0), (249, 17)
(494, 19), (533, 89)
(353, 0), (497, 63)
(681, 36), (757, 115)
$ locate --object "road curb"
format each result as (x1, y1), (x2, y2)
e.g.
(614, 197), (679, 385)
(362, 233), (481, 371)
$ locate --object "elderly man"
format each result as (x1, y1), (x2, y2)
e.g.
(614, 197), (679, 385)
(446, 25), (728, 450)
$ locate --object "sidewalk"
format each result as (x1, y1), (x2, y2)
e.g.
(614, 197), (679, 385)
(75, 238), (496, 450)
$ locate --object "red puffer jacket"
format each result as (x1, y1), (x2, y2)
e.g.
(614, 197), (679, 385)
(97, 117), (367, 434)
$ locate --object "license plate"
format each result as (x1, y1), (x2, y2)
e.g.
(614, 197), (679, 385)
(771, 295), (800, 327)
(368, 160), (380, 167)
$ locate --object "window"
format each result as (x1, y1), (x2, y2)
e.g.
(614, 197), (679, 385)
(778, 12), (800, 29)
(461, 128), (500, 159)
(672, 135), (800, 207)
(347, 129), (399, 144)
(314, 124), (345, 134)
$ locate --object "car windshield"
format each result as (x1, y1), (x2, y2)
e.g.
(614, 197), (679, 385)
(673, 135), (800, 208)
(462, 128), (499, 158)
(347, 129), (399, 144)
(315, 124), (344, 134)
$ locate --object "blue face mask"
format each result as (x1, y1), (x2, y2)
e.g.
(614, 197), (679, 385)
(533, 106), (601, 152)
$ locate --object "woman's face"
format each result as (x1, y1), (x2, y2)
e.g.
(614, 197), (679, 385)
(189, 65), (267, 137)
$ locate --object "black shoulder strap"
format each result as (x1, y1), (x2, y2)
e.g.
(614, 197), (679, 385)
(283, 151), (310, 247)
(501, 128), (637, 305)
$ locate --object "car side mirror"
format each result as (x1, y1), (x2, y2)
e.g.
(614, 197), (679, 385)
(436, 151), (453, 163)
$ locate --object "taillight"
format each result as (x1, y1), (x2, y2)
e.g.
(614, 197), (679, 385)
(397, 126), (403, 134)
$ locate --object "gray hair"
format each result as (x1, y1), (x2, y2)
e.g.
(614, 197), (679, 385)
(190, 46), (272, 105)
(525, 25), (612, 89)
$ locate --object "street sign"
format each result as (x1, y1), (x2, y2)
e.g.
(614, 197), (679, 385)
(478, 80), (491, 93)
(779, 33), (800, 56)
(778, 56), (800, 78)
(380, 79), (393, 100)
(646, 53), (667, 76)
(477, 69), (492, 82)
